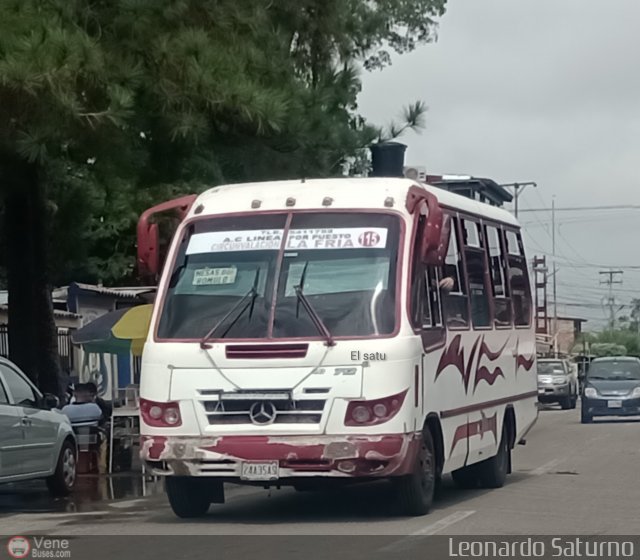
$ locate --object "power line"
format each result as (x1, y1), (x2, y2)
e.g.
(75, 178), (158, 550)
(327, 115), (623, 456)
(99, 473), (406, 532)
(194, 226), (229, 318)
(519, 204), (640, 213)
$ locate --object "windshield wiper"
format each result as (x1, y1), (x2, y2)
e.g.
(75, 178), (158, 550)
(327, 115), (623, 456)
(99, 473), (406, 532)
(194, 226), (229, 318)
(199, 268), (261, 348)
(294, 261), (335, 347)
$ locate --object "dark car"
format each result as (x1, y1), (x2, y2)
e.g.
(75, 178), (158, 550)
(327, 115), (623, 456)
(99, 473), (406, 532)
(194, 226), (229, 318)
(581, 356), (640, 423)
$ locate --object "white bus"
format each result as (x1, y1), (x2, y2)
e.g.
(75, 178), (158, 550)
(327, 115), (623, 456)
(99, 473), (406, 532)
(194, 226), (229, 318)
(137, 177), (538, 518)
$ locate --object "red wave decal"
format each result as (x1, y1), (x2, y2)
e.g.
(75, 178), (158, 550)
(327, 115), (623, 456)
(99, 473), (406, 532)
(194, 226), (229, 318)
(449, 423), (470, 457)
(448, 412), (498, 458)
(474, 366), (505, 390)
(463, 414), (499, 443)
(473, 335), (508, 391)
(436, 335), (481, 392)
(436, 334), (465, 381)
(517, 353), (535, 372)
(479, 336), (510, 361)
(464, 337), (482, 392)
(515, 338), (535, 373)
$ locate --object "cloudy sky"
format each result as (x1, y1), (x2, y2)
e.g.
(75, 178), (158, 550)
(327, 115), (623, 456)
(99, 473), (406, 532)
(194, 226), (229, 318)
(358, 0), (640, 329)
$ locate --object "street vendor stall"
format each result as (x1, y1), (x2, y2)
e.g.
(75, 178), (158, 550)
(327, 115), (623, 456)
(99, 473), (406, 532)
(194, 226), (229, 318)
(70, 305), (152, 473)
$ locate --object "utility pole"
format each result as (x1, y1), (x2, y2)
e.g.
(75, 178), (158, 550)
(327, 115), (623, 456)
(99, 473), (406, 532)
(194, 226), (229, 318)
(552, 197), (558, 357)
(533, 256), (548, 335)
(599, 269), (623, 331)
(500, 181), (537, 218)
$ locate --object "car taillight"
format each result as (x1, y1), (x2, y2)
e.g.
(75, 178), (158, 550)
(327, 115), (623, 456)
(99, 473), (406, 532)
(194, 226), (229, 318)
(140, 398), (182, 427)
(344, 390), (407, 427)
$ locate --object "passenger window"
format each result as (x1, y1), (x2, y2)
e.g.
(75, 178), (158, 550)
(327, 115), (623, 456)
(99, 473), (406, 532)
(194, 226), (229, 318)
(486, 225), (512, 326)
(441, 218), (469, 328)
(462, 219), (491, 328)
(506, 232), (532, 326)
(463, 220), (481, 248)
(505, 230), (521, 256)
(0, 365), (39, 408)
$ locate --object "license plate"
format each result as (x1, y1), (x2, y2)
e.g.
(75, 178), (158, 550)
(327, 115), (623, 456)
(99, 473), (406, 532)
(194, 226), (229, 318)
(240, 461), (279, 481)
(608, 400), (623, 408)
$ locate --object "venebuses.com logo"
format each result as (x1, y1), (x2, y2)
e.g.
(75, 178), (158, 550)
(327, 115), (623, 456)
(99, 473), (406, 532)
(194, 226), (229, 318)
(7, 537), (30, 559)
(6, 536), (71, 558)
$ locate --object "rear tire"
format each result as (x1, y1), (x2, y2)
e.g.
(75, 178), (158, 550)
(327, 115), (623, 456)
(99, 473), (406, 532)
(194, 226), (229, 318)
(166, 477), (221, 518)
(451, 465), (480, 489)
(476, 423), (510, 489)
(395, 430), (436, 516)
(46, 440), (77, 497)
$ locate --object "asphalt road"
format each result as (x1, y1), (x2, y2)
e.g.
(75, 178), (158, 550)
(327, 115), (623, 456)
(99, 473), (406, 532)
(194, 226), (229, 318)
(1, 404), (639, 558)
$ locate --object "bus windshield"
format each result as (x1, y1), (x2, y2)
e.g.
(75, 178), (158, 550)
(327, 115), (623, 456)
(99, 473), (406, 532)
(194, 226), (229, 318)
(157, 212), (401, 340)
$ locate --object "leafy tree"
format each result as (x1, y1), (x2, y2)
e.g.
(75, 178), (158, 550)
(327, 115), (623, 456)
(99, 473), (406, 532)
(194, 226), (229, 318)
(574, 329), (640, 357)
(0, 0), (447, 392)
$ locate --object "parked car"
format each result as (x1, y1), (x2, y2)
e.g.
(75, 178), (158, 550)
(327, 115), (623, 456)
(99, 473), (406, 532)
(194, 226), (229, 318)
(581, 356), (640, 423)
(537, 358), (578, 409)
(0, 357), (77, 495)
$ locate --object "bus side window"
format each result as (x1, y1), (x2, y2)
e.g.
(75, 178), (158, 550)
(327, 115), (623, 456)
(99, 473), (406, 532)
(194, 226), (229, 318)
(486, 224), (512, 326)
(442, 217), (469, 328)
(462, 219), (491, 328)
(505, 230), (532, 326)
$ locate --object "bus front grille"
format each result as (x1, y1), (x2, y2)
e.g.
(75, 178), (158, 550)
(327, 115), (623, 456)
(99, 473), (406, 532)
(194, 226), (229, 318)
(202, 399), (326, 425)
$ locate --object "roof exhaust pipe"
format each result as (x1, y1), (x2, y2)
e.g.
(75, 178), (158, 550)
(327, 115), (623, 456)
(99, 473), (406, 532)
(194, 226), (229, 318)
(369, 141), (407, 178)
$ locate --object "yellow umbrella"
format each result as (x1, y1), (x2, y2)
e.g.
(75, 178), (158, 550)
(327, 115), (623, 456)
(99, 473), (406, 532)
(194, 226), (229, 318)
(111, 304), (154, 356)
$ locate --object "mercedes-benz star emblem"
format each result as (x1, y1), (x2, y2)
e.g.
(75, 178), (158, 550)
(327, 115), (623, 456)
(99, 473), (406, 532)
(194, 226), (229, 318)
(249, 401), (277, 425)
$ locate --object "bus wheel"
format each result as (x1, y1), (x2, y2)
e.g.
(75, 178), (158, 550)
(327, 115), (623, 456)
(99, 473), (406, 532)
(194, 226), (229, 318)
(166, 477), (220, 518)
(395, 430), (436, 516)
(477, 423), (510, 489)
(451, 465), (480, 489)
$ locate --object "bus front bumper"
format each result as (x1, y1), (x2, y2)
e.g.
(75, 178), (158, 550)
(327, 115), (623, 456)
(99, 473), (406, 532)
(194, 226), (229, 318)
(141, 434), (420, 479)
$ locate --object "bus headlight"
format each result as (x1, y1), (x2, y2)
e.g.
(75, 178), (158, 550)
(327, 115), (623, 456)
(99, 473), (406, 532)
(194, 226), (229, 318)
(345, 390), (407, 427)
(141, 398), (183, 427)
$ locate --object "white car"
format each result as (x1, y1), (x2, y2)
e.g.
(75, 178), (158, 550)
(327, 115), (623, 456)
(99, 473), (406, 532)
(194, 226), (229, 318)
(0, 357), (77, 495)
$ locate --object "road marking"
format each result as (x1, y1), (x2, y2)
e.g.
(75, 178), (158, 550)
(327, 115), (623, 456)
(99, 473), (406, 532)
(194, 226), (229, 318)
(379, 510), (476, 552)
(109, 499), (148, 509)
(531, 458), (561, 476)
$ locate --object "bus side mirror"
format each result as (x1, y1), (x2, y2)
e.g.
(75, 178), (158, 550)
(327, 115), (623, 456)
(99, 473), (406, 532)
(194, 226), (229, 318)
(405, 186), (448, 265)
(421, 205), (450, 266)
(136, 194), (197, 281)
(137, 221), (160, 278)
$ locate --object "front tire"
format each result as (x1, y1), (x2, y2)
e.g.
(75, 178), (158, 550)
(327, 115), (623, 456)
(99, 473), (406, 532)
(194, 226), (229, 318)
(166, 477), (222, 518)
(581, 407), (593, 424)
(395, 430), (436, 516)
(46, 440), (77, 497)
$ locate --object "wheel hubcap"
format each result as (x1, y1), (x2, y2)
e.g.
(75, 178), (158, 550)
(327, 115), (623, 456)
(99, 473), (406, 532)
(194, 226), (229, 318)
(62, 448), (76, 488)
(419, 442), (435, 493)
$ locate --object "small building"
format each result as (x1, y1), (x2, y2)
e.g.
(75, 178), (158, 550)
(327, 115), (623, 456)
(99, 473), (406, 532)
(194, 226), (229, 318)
(425, 175), (514, 207)
(55, 283), (155, 400)
(547, 316), (587, 355)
